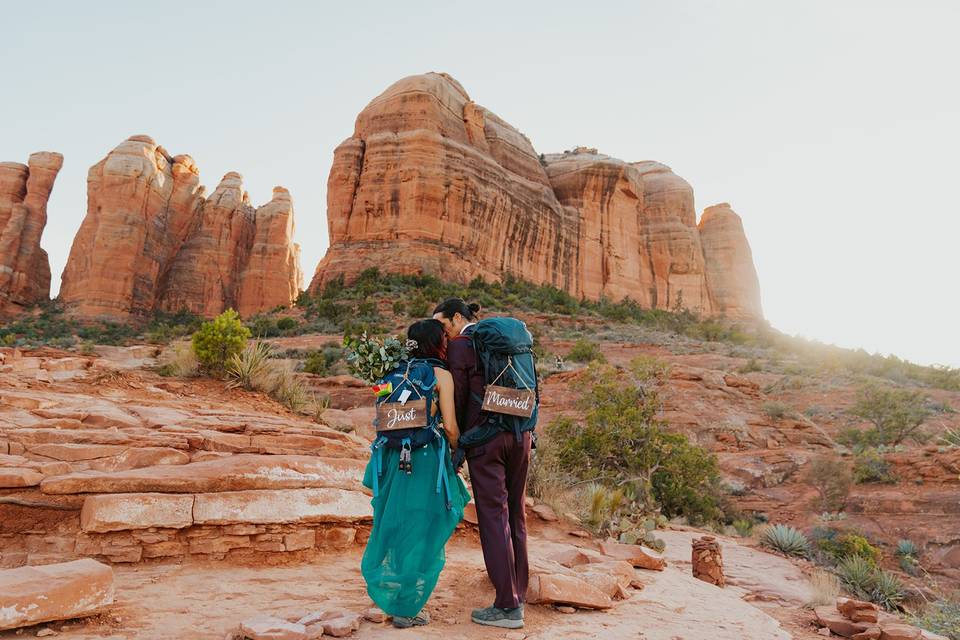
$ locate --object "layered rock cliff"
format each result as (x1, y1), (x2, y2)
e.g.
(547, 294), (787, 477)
(59, 136), (303, 319)
(0, 152), (62, 315)
(310, 73), (762, 319)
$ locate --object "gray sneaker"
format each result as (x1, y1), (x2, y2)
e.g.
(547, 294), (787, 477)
(471, 604), (524, 629)
(393, 610), (430, 628)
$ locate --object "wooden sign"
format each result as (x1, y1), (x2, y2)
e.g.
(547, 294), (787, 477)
(376, 398), (428, 431)
(482, 385), (535, 418)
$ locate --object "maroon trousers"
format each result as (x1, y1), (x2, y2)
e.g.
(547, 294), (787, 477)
(466, 430), (532, 609)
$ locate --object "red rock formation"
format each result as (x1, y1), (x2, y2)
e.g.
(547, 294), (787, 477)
(0, 152), (62, 315)
(310, 73), (763, 319)
(311, 72), (580, 296)
(699, 203), (763, 319)
(59, 136), (303, 319)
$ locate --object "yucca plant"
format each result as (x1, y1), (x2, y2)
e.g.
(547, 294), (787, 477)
(896, 539), (920, 558)
(761, 524), (810, 557)
(226, 341), (274, 390)
(836, 554), (876, 600)
(870, 569), (905, 611)
(938, 427), (960, 448)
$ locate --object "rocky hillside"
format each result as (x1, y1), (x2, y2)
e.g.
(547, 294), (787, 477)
(310, 73), (762, 319)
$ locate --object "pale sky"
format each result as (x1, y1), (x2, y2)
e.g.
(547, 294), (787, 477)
(3, 1), (958, 366)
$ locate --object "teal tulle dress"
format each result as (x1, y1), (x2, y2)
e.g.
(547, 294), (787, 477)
(361, 433), (470, 618)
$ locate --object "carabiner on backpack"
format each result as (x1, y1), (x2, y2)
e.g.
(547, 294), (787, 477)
(399, 438), (413, 475)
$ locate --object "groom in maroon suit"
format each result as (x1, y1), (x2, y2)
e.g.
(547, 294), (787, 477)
(433, 298), (529, 630)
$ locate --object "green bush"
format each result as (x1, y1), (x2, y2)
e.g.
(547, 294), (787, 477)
(547, 364), (723, 524)
(853, 448), (898, 484)
(817, 532), (881, 567)
(762, 400), (793, 420)
(760, 524), (810, 557)
(849, 384), (933, 445)
(302, 345), (345, 376)
(276, 317), (298, 332)
(871, 570), (906, 611)
(566, 338), (606, 363)
(805, 456), (853, 512)
(192, 309), (251, 375)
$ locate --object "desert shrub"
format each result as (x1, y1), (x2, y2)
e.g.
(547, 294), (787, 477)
(908, 599), (960, 640)
(276, 317), (298, 332)
(807, 569), (841, 608)
(738, 358), (763, 373)
(405, 296), (431, 318)
(805, 456), (853, 512)
(939, 427), (960, 448)
(302, 345), (346, 376)
(566, 338), (606, 363)
(733, 518), (755, 537)
(817, 532), (881, 567)
(896, 539), (920, 558)
(226, 341), (274, 390)
(760, 524), (810, 557)
(392, 300), (406, 315)
(896, 539), (921, 575)
(762, 400), (794, 420)
(547, 364), (724, 525)
(246, 315), (280, 338)
(849, 384), (933, 445)
(853, 448), (898, 484)
(156, 341), (199, 377)
(629, 355), (671, 386)
(192, 309), (251, 375)
(269, 363), (310, 412)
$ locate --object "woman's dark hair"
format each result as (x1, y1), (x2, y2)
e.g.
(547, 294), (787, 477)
(407, 319), (447, 360)
(432, 297), (481, 321)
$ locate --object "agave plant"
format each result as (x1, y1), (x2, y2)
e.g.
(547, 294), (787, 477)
(870, 569), (906, 611)
(836, 554), (876, 600)
(226, 341), (274, 390)
(761, 524), (810, 557)
(896, 539), (920, 558)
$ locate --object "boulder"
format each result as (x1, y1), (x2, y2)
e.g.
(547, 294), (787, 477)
(0, 559), (114, 631)
(838, 598), (880, 624)
(526, 572), (613, 610)
(815, 605), (871, 637)
(879, 624), (922, 640)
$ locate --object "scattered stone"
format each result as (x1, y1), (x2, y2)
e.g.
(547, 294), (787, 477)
(853, 628), (882, 640)
(818, 628), (832, 637)
(238, 615), (307, 640)
(838, 598), (880, 624)
(598, 540), (666, 571)
(526, 573), (613, 610)
(815, 606), (870, 637)
(878, 624), (921, 640)
(362, 607), (385, 623)
(556, 606), (576, 614)
(691, 535), (724, 587)
(36, 629), (57, 637)
(0, 559), (114, 631)
(546, 548), (593, 568)
(531, 504), (558, 522)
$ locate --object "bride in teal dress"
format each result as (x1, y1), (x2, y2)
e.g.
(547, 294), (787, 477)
(361, 319), (471, 628)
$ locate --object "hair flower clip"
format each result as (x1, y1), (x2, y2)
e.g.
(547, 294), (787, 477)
(405, 339), (419, 351)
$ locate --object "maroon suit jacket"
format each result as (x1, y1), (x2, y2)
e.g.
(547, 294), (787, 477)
(446, 327), (486, 433)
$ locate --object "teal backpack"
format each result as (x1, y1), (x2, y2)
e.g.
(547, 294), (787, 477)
(463, 317), (539, 446)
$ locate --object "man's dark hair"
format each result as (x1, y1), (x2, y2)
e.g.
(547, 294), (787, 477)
(433, 297), (481, 321)
(407, 319), (447, 360)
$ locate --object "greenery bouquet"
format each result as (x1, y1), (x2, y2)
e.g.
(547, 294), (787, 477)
(344, 332), (409, 383)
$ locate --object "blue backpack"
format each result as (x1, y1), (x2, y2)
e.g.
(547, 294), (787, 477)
(368, 357), (453, 508)
(469, 317), (539, 442)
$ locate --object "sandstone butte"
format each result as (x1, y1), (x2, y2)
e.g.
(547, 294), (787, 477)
(58, 135), (303, 319)
(309, 72), (763, 319)
(0, 152), (63, 316)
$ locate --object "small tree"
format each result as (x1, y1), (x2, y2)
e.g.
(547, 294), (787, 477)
(849, 384), (932, 445)
(805, 455), (853, 512)
(192, 309), (251, 375)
